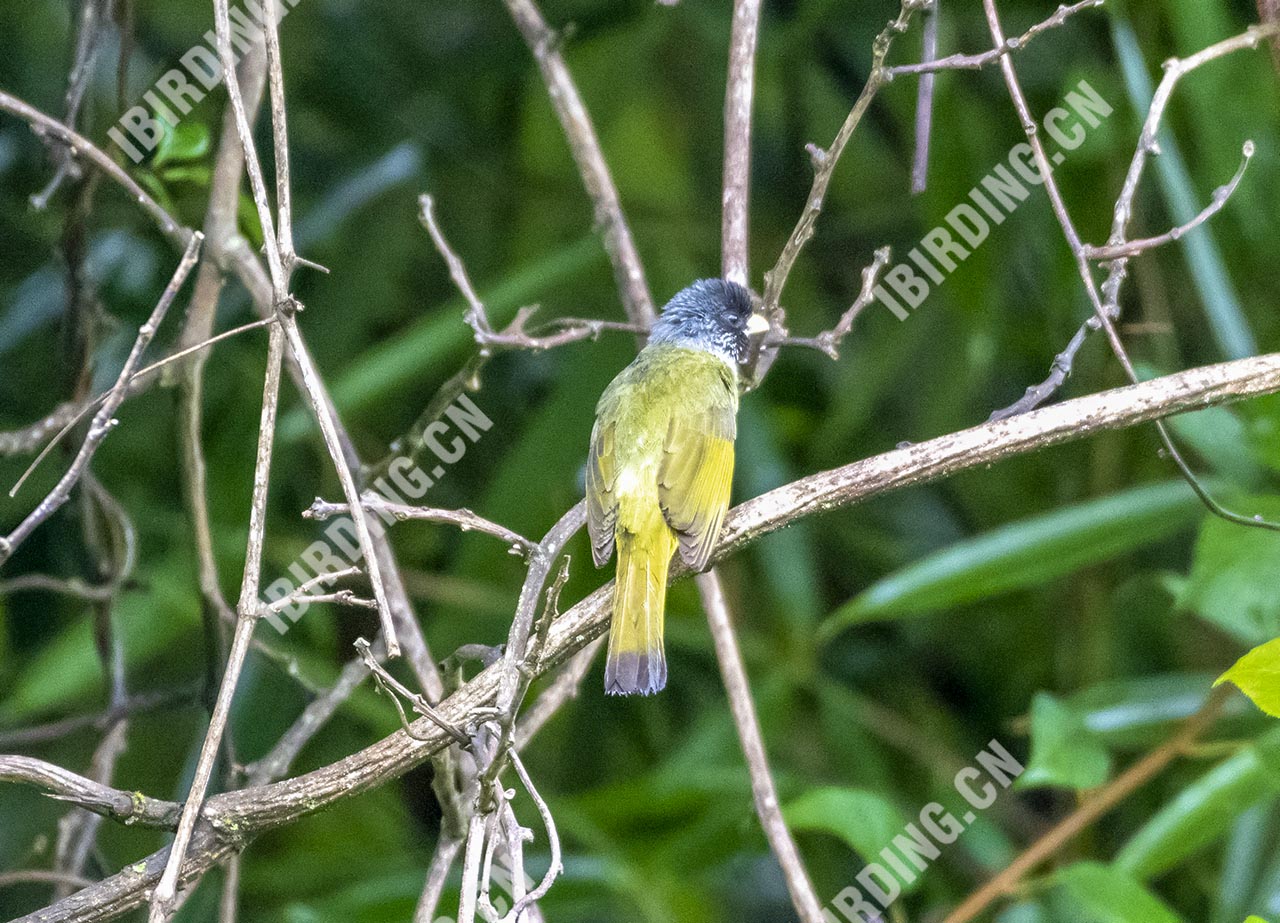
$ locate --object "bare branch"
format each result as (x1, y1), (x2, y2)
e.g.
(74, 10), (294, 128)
(0, 90), (192, 248)
(696, 572), (824, 923)
(0, 755), (181, 829)
(354, 638), (470, 746)
(501, 0), (656, 329)
(752, 0), (923, 383)
(721, 0), (763, 285)
(505, 750), (561, 918)
(0, 687), (195, 750)
(147, 320), (286, 922)
(513, 639), (602, 750)
(417, 196), (642, 355)
(1, 233), (203, 563)
(887, 0), (1104, 76)
(993, 22), (1277, 421)
(775, 246), (892, 359)
(979, 0), (1280, 532)
(305, 495), (536, 555)
(17, 351), (1280, 923)
(1084, 143), (1253, 261)
(413, 835), (464, 923)
(0, 870), (98, 893)
(0, 403), (82, 458)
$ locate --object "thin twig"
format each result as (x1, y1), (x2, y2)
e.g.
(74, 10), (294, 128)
(418, 196), (640, 354)
(10, 318), (275, 487)
(752, 0), (923, 383)
(0, 870), (98, 892)
(714, 3), (825, 918)
(147, 321), (285, 922)
(513, 639), (603, 750)
(910, 0), (939, 194)
(696, 572), (825, 923)
(887, 0), (1104, 76)
(0, 687), (196, 749)
(992, 22), (1276, 423)
(501, 0), (656, 329)
(1083, 143), (1253, 261)
(413, 835), (464, 923)
(504, 751), (560, 919)
(210, 0), (399, 653)
(774, 247), (892, 359)
(0, 755), (182, 829)
(175, 39), (268, 697)
(0, 90), (192, 248)
(0, 233), (203, 563)
(942, 685), (1230, 923)
(980, 0), (1280, 532)
(14, 352), (1280, 922)
(306, 496), (536, 555)
(354, 638), (470, 745)
(29, 0), (110, 208)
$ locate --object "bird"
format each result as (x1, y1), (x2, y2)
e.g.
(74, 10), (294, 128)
(586, 279), (769, 695)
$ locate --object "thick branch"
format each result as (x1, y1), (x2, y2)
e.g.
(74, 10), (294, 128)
(18, 350), (1280, 923)
(0, 90), (192, 248)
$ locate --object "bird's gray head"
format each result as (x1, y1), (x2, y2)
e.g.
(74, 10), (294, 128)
(648, 279), (766, 364)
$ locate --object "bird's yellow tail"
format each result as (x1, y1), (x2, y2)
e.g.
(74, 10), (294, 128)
(605, 521), (676, 696)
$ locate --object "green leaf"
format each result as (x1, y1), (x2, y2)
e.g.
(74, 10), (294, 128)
(1115, 726), (1280, 879)
(822, 481), (1202, 632)
(1018, 693), (1111, 791)
(152, 120), (210, 169)
(1216, 638), (1280, 718)
(783, 787), (917, 891)
(1061, 673), (1255, 748)
(1179, 496), (1280, 645)
(158, 163), (213, 187)
(1240, 395), (1280, 477)
(1055, 862), (1182, 923)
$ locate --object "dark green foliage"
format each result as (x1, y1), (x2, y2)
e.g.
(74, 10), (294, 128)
(3, 0), (1280, 920)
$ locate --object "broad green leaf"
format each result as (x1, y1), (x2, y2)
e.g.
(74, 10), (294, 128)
(1162, 402), (1265, 488)
(157, 164), (212, 187)
(783, 787), (917, 891)
(1055, 862), (1182, 923)
(1017, 693), (1111, 791)
(1061, 673), (1256, 748)
(1115, 726), (1280, 879)
(1217, 638), (1280, 718)
(1241, 395), (1280, 476)
(152, 119), (210, 169)
(822, 481), (1201, 631)
(1179, 496), (1280, 645)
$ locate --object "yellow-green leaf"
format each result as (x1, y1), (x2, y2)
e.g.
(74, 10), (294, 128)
(1216, 638), (1280, 717)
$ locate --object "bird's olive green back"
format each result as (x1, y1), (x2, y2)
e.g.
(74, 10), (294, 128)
(587, 345), (739, 694)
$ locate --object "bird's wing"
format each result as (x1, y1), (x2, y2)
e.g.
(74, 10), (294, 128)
(586, 417), (618, 567)
(658, 372), (737, 572)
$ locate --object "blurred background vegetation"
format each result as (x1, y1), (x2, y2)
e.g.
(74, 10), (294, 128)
(3, 0), (1280, 920)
